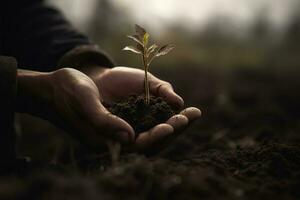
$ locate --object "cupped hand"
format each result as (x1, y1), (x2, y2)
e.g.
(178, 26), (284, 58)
(86, 66), (202, 152)
(17, 68), (135, 150)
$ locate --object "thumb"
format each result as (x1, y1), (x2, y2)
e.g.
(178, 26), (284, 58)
(83, 99), (135, 144)
(97, 107), (135, 143)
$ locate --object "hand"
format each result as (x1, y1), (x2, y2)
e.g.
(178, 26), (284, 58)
(17, 68), (135, 150)
(85, 66), (202, 152)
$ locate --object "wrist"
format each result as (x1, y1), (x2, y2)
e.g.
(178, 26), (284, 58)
(16, 69), (53, 116)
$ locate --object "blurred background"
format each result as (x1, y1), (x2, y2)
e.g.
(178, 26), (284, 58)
(46, 0), (300, 68)
(19, 0), (300, 161)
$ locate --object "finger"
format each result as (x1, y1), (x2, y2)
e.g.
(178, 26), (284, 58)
(166, 114), (189, 132)
(144, 115), (189, 154)
(79, 95), (135, 144)
(150, 80), (184, 109)
(135, 123), (174, 150)
(180, 107), (202, 122)
(97, 109), (135, 143)
(56, 109), (108, 151)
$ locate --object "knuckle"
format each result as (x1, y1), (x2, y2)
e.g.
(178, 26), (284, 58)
(163, 81), (172, 88)
(55, 68), (73, 76)
(156, 82), (173, 95)
(162, 81), (174, 91)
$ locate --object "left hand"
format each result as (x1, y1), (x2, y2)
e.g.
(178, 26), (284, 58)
(84, 66), (201, 152)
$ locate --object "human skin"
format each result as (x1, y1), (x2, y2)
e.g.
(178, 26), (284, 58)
(17, 67), (201, 152)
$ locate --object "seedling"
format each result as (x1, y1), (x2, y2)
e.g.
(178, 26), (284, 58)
(123, 24), (175, 104)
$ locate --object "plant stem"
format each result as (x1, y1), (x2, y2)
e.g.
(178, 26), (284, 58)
(142, 54), (150, 104)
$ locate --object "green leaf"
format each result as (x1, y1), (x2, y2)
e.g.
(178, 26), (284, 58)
(135, 24), (146, 38)
(122, 46), (142, 54)
(147, 44), (158, 57)
(127, 35), (143, 45)
(155, 44), (175, 57)
(143, 32), (150, 46)
(148, 44), (158, 52)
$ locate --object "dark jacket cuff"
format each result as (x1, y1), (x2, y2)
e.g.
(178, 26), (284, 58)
(57, 45), (116, 69)
(0, 56), (17, 160)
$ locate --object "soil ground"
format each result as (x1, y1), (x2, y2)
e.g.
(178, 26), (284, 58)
(1, 66), (300, 200)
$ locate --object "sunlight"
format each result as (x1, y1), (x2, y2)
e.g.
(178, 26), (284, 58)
(48, 0), (298, 33)
(111, 0), (297, 32)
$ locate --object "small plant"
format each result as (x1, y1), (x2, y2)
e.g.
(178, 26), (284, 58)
(123, 24), (175, 104)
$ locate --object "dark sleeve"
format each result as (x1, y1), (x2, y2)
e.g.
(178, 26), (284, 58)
(0, 56), (17, 161)
(1, 0), (114, 71)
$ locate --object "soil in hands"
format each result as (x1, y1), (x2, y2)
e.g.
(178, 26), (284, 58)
(107, 95), (177, 134)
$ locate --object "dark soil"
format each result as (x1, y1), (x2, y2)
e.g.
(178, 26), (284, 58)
(3, 66), (300, 200)
(107, 95), (177, 134)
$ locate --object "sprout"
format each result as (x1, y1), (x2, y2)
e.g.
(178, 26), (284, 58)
(123, 24), (175, 104)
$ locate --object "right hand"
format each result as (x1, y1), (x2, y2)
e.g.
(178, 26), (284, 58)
(17, 68), (135, 149)
(87, 66), (201, 152)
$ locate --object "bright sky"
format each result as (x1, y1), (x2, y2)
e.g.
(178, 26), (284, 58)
(49, 0), (298, 33)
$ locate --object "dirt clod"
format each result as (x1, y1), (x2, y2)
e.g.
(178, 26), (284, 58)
(107, 95), (177, 134)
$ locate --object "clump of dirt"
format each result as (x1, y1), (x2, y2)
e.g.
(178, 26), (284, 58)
(107, 95), (177, 134)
